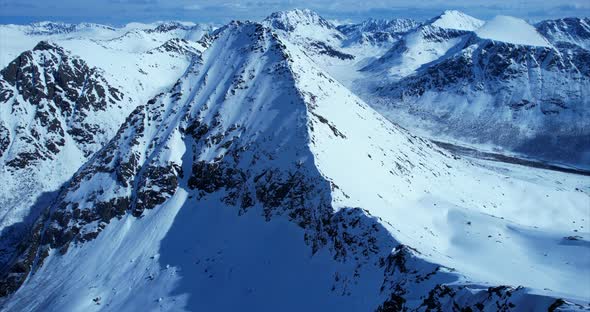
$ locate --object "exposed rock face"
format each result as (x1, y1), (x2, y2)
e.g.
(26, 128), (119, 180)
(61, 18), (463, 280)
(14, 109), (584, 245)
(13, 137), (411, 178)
(338, 19), (420, 46)
(0, 41), (132, 292)
(264, 9), (335, 33)
(0, 41), (124, 163)
(148, 38), (207, 56)
(262, 9), (353, 64)
(536, 17), (590, 50)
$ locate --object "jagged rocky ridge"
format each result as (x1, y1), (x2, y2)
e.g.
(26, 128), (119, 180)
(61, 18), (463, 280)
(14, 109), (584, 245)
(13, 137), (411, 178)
(536, 17), (590, 50)
(263, 9), (355, 61)
(0, 24), (216, 301)
(0, 20), (587, 311)
(337, 18), (420, 46)
(0, 41), (135, 286)
(1, 41), (126, 161)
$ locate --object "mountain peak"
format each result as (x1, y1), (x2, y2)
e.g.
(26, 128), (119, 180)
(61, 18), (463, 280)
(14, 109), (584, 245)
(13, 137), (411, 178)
(25, 21), (116, 36)
(32, 40), (64, 52)
(264, 8), (334, 32)
(476, 15), (551, 47)
(346, 18), (419, 33)
(337, 18), (420, 46)
(428, 10), (484, 31)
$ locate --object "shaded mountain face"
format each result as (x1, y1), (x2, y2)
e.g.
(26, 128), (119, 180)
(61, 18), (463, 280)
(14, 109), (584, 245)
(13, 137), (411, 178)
(536, 17), (590, 50)
(335, 12), (590, 168)
(0, 20), (588, 312)
(337, 18), (420, 46)
(370, 20), (590, 167)
(262, 9), (355, 62)
(361, 11), (484, 78)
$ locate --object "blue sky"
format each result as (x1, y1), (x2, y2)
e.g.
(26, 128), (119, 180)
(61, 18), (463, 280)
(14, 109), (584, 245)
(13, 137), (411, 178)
(0, 0), (588, 25)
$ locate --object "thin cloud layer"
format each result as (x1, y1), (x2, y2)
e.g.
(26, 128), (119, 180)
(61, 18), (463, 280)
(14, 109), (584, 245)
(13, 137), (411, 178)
(0, 0), (588, 24)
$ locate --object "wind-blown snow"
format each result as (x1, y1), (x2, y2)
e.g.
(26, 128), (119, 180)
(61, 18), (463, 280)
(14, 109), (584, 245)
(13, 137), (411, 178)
(476, 16), (551, 47)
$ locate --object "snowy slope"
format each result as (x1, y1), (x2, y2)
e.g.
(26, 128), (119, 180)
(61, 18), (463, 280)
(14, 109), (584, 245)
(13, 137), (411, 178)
(361, 11), (483, 79)
(263, 10), (420, 92)
(476, 16), (551, 47)
(1, 21), (588, 312)
(0, 21), (213, 68)
(536, 17), (590, 50)
(0, 22), (120, 67)
(263, 9), (354, 64)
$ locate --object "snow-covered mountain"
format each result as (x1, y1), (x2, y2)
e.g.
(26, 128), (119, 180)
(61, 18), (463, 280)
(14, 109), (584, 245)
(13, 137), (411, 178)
(263, 9), (354, 63)
(0, 19), (210, 228)
(0, 21), (214, 67)
(365, 15), (590, 167)
(0, 10), (588, 312)
(0, 19), (588, 312)
(0, 23), (210, 298)
(427, 10), (485, 31)
(536, 17), (590, 50)
(337, 18), (420, 47)
(0, 41), (134, 280)
(361, 10), (484, 78)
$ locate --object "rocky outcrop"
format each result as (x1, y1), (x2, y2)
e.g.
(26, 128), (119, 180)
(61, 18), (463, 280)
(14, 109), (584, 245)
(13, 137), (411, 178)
(0, 41), (125, 166)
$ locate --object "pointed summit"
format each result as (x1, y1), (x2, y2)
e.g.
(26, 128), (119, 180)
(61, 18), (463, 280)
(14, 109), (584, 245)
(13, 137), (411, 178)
(428, 10), (484, 31)
(264, 8), (334, 32)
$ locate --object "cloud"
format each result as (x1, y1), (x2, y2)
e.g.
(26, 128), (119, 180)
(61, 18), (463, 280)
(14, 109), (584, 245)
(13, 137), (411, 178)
(0, 0), (589, 25)
(184, 4), (202, 10)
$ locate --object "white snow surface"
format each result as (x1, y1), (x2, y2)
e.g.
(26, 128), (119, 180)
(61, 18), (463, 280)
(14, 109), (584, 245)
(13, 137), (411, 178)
(476, 16), (551, 47)
(430, 10), (484, 31)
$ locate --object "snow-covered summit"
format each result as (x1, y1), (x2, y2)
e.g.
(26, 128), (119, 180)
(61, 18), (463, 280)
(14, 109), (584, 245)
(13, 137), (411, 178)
(428, 10), (484, 31)
(263, 9), (352, 64)
(476, 16), (551, 47)
(264, 8), (335, 32)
